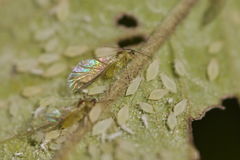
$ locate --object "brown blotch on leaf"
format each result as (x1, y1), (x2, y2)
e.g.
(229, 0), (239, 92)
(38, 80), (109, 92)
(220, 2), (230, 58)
(116, 13), (138, 28)
(117, 35), (146, 48)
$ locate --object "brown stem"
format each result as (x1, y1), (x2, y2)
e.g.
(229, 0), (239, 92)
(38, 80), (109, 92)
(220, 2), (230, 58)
(53, 0), (199, 159)
(104, 0), (199, 102)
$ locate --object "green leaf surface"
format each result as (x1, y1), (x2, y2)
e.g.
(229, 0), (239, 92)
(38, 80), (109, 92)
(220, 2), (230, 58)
(0, 0), (240, 160)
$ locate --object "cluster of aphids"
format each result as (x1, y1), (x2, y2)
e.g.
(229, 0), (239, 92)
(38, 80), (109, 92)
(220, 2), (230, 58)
(58, 48), (141, 128)
(0, 47), (140, 145)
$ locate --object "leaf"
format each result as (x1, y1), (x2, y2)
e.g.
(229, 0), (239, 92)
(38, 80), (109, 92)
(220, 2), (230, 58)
(201, 0), (225, 27)
(0, 0), (240, 159)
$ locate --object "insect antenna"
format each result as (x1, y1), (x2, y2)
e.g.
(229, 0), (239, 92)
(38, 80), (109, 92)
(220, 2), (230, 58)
(101, 46), (150, 58)
(0, 121), (59, 144)
(103, 45), (151, 59)
(120, 47), (151, 59)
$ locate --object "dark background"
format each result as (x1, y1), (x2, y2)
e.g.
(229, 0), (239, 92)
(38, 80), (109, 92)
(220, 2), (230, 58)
(192, 98), (240, 160)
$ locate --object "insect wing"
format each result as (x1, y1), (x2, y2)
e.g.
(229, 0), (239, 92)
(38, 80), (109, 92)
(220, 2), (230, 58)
(67, 57), (115, 92)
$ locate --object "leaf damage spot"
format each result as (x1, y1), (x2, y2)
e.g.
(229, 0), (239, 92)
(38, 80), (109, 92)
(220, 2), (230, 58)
(116, 13), (138, 28)
(118, 35), (146, 48)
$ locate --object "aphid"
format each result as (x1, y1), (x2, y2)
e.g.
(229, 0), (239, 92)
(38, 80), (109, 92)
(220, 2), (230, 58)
(120, 124), (134, 134)
(117, 140), (136, 154)
(89, 103), (103, 123)
(58, 99), (96, 129)
(207, 58), (219, 81)
(138, 102), (154, 113)
(14, 152), (23, 157)
(167, 112), (177, 130)
(160, 73), (177, 93)
(173, 99), (187, 116)
(125, 76), (142, 96)
(148, 89), (168, 100)
(43, 62), (67, 78)
(92, 118), (113, 136)
(88, 85), (108, 95)
(101, 153), (113, 160)
(0, 99), (96, 144)
(63, 45), (89, 58)
(146, 59), (159, 81)
(38, 53), (60, 65)
(174, 59), (187, 77)
(55, 0), (70, 22)
(67, 48), (140, 93)
(117, 106), (129, 126)
(88, 144), (101, 159)
(44, 130), (61, 142)
(141, 114), (148, 128)
(107, 131), (122, 141)
(21, 86), (43, 98)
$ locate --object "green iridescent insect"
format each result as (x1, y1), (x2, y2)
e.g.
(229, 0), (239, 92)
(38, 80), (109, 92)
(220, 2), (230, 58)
(67, 48), (138, 93)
